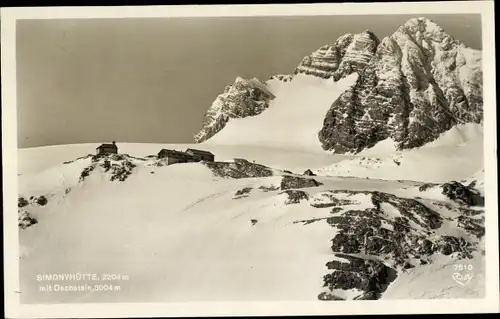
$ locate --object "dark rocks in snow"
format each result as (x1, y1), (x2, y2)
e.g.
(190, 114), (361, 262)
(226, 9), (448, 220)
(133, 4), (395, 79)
(79, 154), (138, 182)
(109, 161), (136, 182)
(418, 183), (439, 192)
(330, 207), (344, 214)
(80, 164), (96, 181)
(310, 201), (345, 209)
(437, 236), (474, 258)
(293, 217), (328, 225)
(330, 232), (362, 254)
(372, 191), (443, 230)
(418, 239), (436, 255)
(310, 191), (358, 208)
(20, 195), (49, 207)
(457, 215), (485, 238)
(103, 160), (111, 172)
(322, 253), (397, 300)
(258, 185), (280, 192)
(250, 219), (258, 226)
(403, 261), (415, 270)
(279, 190), (309, 205)
(365, 236), (394, 255)
(393, 216), (411, 233)
(234, 187), (253, 199)
(317, 292), (345, 301)
(270, 74), (293, 82)
(18, 210), (38, 229)
(303, 169), (316, 176)
(467, 180), (477, 189)
(441, 181), (484, 206)
(459, 207), (483, 217)
(314, 189), (480, 275)
(35, 196), (48, 206)
(280, 175), (323, 190)
(18, 197), (29, 208)
(353, 291), (379, 300)
(235, 187), (253, 196)
(204, 159), (274, 179)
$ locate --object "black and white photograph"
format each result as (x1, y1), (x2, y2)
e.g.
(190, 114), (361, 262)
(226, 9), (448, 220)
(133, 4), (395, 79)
(2, 1), (499, 317)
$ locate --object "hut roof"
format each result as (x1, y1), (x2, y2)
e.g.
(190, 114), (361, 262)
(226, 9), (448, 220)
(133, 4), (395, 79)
(186, 148), (214, 156)
(159, 149), (191, 157)
(97, 143), (117, 149)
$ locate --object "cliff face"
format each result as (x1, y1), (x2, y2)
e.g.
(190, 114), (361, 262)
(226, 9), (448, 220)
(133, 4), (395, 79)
(193, 77), (275, 143)
(295, 31), (380, 81)
(318, 18), (482, 153)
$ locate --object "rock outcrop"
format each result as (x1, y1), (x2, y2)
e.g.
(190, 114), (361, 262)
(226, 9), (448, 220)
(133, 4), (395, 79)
(321, 253), (397, 300)
(288, 186), (484, 300)
(204, 158), (275, 179)
(280, 175), (323, 190)
(18, 210), (38, 229)
(441, 181), (484, 206)
(279, 189), (310, 204)
(233, 187), (253, 199)
(79, 154), (141, 182)
(269, 74), (294, 82)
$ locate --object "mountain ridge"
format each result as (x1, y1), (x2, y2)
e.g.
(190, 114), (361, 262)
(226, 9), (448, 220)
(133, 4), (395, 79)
(194, 17), (482, 154)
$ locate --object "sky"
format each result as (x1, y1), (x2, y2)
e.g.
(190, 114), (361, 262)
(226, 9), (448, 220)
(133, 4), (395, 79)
(16, 14), (482, 148)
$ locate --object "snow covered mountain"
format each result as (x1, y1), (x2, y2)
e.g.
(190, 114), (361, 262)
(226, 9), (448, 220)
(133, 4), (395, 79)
(194, 17), (482, 154)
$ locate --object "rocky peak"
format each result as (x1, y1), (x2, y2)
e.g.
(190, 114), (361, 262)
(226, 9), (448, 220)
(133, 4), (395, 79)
(318, 18), (482, 153)
(294, 30), (379, 81)
(396, 17), (449, 40)
(193, 77), (275, 143)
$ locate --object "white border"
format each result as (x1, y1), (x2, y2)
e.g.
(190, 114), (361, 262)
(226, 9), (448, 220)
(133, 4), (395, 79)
(2, 1), (498, 318)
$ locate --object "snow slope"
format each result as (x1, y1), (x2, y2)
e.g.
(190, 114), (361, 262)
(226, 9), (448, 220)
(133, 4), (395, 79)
(19, 160), (335, 303)
(382, 250), (485, 299)
(202, 73), (358, 152)
(17, 140), (485, 303)
(316, 124), (484, 183)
